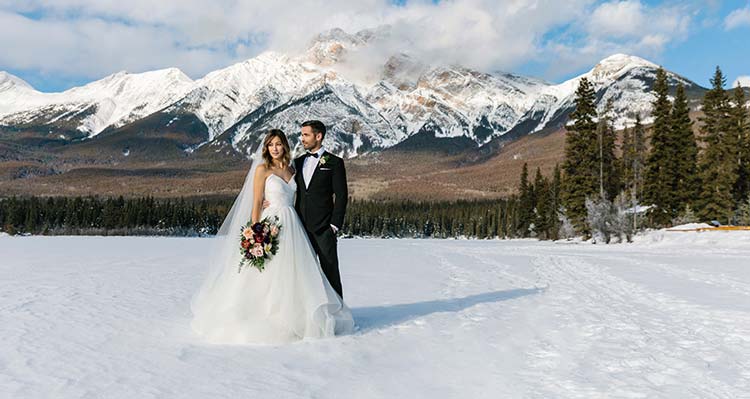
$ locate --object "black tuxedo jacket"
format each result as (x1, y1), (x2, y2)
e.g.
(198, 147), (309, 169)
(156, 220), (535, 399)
(294, 151), (348, 234)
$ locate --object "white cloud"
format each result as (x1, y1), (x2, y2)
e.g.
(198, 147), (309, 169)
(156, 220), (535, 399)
(725, 6), (750, 30)
(734, 75), (750, 88)
(545, 0), (692, 79)
(0, 0), (700, 90)
(0, 8), (244, 76)
(588, 0), (646, 38)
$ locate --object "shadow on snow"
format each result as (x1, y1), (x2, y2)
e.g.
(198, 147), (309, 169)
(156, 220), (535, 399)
(352, 287), (545, 332)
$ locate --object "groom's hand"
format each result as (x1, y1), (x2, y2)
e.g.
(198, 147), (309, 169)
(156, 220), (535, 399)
(262, 200), (270, 209)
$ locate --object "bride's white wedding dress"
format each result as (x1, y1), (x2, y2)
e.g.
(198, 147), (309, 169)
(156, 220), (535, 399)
(191, 157), (355, 345)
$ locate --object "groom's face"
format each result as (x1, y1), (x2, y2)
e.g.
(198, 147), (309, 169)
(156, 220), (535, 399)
(301, 126), (322, 151)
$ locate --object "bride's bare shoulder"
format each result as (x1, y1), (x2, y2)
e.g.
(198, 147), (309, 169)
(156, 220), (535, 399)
(254, 163), (268, 178)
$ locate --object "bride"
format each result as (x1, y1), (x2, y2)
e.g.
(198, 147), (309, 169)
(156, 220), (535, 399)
(190, 129), (355, 344)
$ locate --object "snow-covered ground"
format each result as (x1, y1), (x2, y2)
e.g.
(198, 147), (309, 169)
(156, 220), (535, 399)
(1, 230), (749, 398)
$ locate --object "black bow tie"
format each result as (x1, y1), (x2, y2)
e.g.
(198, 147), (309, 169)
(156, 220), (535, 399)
(306, 152), (319, 158)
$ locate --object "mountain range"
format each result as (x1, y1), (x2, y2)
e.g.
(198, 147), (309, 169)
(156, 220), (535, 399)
(0, 27), (709, 200)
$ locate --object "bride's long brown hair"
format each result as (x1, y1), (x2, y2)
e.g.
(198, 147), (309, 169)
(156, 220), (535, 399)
(261, 129), (292, 168)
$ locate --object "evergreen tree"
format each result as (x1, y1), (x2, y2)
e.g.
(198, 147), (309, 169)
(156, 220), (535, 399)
(550, 164), (563, 240)
(0, 199), (5, 228)
(737, 195), (750, 225)
(731, 84), (750, 205)
(632, 116), (647, 209)
(696, 66), (737, 224)
(671, 83), (699, 213)
(533, 168), (552, 239)
(643, 67), (677, 225)
(562, 77), (598, 235)
(621, 124), (634, 189)
(24, 197), (39, 232)
(596, 99), (620, 200)
(517, 163), (534, 236)
(620, 115), (647, 230)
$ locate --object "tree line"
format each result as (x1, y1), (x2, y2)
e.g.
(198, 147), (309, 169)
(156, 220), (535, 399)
(0, 195), (227, 236)
(0, 194), (535, 239)
(513, 66), (750, 242)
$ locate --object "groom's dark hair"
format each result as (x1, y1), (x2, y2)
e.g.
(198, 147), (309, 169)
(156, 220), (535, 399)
(301, 120), (326, 140)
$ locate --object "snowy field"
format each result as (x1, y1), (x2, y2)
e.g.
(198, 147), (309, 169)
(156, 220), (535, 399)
(1, 230), (750, 398)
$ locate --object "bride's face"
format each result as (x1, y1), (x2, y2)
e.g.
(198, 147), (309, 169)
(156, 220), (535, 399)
(267, 137), (285, 160)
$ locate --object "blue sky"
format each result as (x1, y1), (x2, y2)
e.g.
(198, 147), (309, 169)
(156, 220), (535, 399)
(520, 1), (750, 88)
(656, 1), (750, 88)
(0, 0), (748, 92)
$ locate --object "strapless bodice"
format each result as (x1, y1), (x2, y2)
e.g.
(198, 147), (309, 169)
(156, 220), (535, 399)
(264, 173), (296, 208)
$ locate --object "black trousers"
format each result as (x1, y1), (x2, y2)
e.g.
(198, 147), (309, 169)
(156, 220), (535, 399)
(307, 227), (343, 299)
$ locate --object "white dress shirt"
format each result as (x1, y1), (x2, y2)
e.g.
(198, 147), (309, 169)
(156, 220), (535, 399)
(302, 146), (325, 189)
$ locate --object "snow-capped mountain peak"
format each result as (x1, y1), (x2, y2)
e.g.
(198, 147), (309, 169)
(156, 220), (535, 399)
(176, 50), (325, 141)
(520, 53), (694, 135)
(0, 67), (195, 137)
(77, 67), (195, 132)
(304, 28), (369, 66)
(0, 72), (43, 117)
(0, 26), (706, 159)
(67, 68), (193, 98)
(0, 71), (35, 93)
(302, 26), (392, 67)
(588, 53), (660, 83)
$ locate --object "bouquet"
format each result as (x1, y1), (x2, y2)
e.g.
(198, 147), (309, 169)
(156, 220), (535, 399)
(238, 216), (281, 273)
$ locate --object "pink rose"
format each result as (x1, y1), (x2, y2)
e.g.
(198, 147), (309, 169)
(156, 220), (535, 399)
(251, 243), (264, 257)
(270, 226), (279, 237)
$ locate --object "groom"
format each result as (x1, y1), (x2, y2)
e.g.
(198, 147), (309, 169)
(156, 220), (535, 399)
(294, 120), (348, 299)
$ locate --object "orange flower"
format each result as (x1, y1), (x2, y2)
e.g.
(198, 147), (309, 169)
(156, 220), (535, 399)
(242, 227), (254, 240)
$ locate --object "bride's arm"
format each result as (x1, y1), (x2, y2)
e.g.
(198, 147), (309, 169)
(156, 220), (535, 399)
(251, 164), (267, 224)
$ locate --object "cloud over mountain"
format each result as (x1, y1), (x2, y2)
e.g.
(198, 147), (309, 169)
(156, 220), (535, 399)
(0, 0), (702, 89)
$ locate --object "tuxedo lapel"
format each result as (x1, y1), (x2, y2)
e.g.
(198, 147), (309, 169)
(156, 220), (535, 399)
(295, 157), (304, 189)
